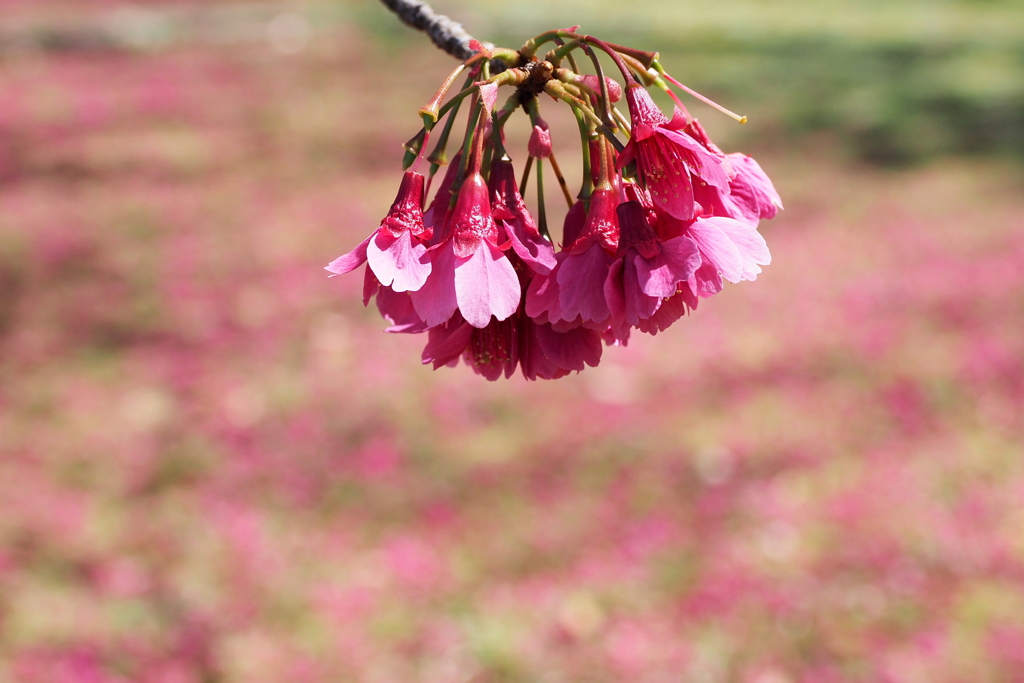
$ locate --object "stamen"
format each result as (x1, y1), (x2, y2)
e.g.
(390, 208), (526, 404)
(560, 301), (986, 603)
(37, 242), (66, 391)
(658, 71), (747, 124)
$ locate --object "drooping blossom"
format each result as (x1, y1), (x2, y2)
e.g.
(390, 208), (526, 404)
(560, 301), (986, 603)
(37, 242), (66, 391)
(325, 31), (781, 380)
(411, 171), (520, 329)
(422, 310), (603, 381)
(556, 188), (620, 325)
(657, 214), (772, 298)
(528, 118), (552, 158)
(603, 196), (701, 339)
(326, 171), (432, 293)
(683, 118), (783, 226)
(618, 85), (729, 222)
(488, 159), (556, 275)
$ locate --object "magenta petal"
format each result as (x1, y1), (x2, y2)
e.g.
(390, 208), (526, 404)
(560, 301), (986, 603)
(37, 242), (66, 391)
(688, 259), (724, 298)
(602, 258), (631, 340)
(616, 138), (637, 169)
(505, 221), (557, 275)
(454, 242), (521, 328)
(636, 235), (701, 298)
(637, 289), (690, 335)
(525, 267), (561, 323)
(518, 318), (567, 381)
(422, 317), (473, 368)
(367, 230), (431, 292)
(376, 286), (428, 333)
(411, 241), (458, 327)
(658, 128), (730, 189)
(535, 324), (602, 371)
(326, 234), (372, 275)
(728, 153), (783, 221)
(557, 242), (613, 323)
(623, 255), (660, 324)
(362, 266), (379, 306)
(687, 217), (744, 283)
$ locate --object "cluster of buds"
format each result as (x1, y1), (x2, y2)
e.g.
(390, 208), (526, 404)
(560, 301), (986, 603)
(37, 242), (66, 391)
(328, 29), (781, 381)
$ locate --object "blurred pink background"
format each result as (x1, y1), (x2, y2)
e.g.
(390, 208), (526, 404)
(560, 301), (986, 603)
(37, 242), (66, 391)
(2, 1), (1024, 681)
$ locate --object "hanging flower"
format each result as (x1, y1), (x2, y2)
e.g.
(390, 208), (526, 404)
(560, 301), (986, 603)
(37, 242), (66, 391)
(411, 171), (521, 329)
(618, 86), (729, 222)
(326, 171), (432, 293)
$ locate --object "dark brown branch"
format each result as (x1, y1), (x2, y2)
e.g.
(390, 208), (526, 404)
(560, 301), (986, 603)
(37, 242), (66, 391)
(377, 0), (476, 61)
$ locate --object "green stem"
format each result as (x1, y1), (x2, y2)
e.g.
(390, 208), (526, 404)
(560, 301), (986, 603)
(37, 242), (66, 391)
(545, 81), (623, 153)
(572, 106), (593, 200)
(536, 158), (549, 240)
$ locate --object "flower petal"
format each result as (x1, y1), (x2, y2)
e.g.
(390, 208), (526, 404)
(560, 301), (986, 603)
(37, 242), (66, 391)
(326, 234), (372, 275)
(367, 230), (432, 292)
(535, 323), (603, 371)
(636, 235), (702, 298)
(422, 317), (473, 369)
(454, 242), (521, 328)
(504, 220), (557, 275)
(658, 128), (730, 189)
(687, 217), (745, 283)
(557, 241), (613, 323)
(411, 241), (458, 327)
(376, 286), (428, 333)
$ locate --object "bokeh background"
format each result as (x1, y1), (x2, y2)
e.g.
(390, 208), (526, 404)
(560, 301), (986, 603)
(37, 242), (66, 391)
(2, 0), (1024, 681)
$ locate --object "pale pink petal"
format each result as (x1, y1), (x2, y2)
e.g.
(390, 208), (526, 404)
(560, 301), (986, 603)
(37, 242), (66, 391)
(636, 235), (701, 298)
(326, 234), (372, 275)
(687, 217), (744, 283)
(577, 74), (622, 103)
(707, 216), (770, 282)
(637, 138), (694, 221)
(411, 241), (458, 327)
(479, 82), (498, 118)
(367, 230), (432, 292)
(454, 242), (521, 328)
(557, 241), (613, 323)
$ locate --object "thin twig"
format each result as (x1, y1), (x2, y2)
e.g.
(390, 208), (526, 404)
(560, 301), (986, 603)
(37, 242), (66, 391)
(377, 0), (477, 60)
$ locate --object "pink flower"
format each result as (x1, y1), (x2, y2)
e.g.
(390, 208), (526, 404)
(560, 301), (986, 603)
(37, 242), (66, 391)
(556, 188), (620, 325)
(683, 119), (782, 226)
(681, 215), (771, 297)
(411, 171), (520, 328)
(574, 74), (622, 103)
(618, 86), (729, 222)
(528, 118), (553, 158)
(421, 310), (603, 381)
(326, 171), (432, 292)
(725, 153), (783, 223)
(603, 196), (701, 339)
(422, 150), (462, 237)
(488, 159), (556, 275)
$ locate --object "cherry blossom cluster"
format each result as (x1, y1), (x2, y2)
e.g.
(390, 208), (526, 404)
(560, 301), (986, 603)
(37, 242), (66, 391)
(328, 30), (781, 380)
